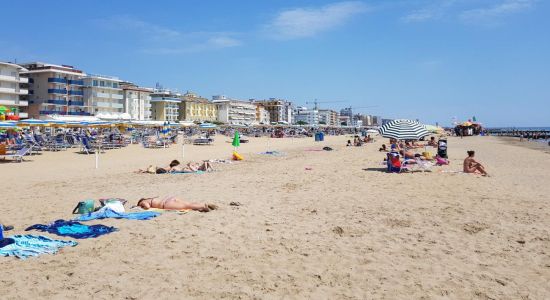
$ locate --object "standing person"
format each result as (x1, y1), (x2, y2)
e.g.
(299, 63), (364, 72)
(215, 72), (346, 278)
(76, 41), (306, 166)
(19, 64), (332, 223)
(463, 151), (489, 176)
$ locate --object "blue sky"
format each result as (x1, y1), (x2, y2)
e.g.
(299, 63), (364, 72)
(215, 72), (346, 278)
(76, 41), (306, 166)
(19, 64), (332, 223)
(2, 0), (548, 126)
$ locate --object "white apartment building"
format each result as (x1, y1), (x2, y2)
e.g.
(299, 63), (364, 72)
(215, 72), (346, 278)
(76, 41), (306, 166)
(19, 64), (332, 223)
(21, 62), (88, 119)
(82, 74), (127, 120)
(0, 62), (28, 119)
(293, 106), (319, 125)
(150, 89), (181, 122)
(318, 109), (339, 126)
(212, 95), (257, 125)
(120, 82), (153, 121)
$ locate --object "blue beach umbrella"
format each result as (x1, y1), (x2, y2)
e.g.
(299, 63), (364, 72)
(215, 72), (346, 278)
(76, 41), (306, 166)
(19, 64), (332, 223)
(0, 121), (17, 128)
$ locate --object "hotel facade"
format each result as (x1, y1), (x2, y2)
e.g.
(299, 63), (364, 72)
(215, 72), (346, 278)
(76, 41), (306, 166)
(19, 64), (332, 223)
(255, 98), (293, 124)
(0, 61), (28, 119)
(21, 62), (89, 119)
(120, 82), (153, 121)
(179, 91), (217, 123)
(82, 74), (127, 120)
(150, 89), (181, 122)
(212, 95), (257, 125)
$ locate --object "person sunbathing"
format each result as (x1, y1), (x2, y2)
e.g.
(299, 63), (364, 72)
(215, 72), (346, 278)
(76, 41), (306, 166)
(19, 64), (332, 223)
(379, 144), (388, 152)
(427, 137), (437, 147)
(136, 160), (213, 174)
(136, 196), (218, 212)
(463, 150), (489, 176)
(399, 149), (416, 160)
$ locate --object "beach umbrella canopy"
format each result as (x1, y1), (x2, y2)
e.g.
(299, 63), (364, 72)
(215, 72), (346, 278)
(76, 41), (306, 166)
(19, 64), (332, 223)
(0, 121), (17, 128)
(232, 131), (240, 147)
(378, 119), (429, 140)
(18, 119), (50, 126)
(199, 123), (217, 129)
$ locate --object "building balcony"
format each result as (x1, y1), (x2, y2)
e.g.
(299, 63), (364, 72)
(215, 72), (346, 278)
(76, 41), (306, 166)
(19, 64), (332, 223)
(111, 103), (124, 109)
(68, 90), (83, 96)
(19, 112), (28, 118)
(0, 87), (17, 94)
(0, 74), (24, 83)
(19, 89), (28, 95)
(48, 78), (67, 84)
(40, 110), (67, 115)
(68, 101), (85, 106)
(68, 111), (92, 116)
(94, 92), (110, 98)
(111, 94), (124, 100)
(48, 88), (67, 94)
(46, 99), (68, 105)
(0, 99), (27, 106)
(68, 79), (84, 86)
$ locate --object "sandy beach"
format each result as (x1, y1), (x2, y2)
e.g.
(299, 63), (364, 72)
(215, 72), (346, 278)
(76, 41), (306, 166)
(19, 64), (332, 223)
(1, 135), (549, 299)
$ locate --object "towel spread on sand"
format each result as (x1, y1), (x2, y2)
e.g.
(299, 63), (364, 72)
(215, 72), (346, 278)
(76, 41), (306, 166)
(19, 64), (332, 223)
(0, 235), (77, 259)
(259, 151), (286, 156)
(74, 207), (160, 222)
(170, 170), (205, 174)
(26, 220), (117, 239)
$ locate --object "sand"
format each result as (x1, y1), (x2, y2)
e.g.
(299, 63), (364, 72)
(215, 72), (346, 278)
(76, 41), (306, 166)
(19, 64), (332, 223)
(1, 135), (549, 299)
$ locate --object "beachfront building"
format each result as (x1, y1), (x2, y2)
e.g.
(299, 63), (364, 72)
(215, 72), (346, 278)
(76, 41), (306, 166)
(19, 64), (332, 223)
(82, 74), (127, 120)
(254, 102), (270, 124)
(21, 62), (89, 119)
(120, 82), (153, 120)
(178, 91), (217, 123)
(0, 62), (28, 120)
(293, 106), (319, 125)
(318, 109), (339, 126)
(339, 115), (351, 126)
(256, 98), (293, 124)
(150, 89), (181, 122)
(212, 95), (257, 125)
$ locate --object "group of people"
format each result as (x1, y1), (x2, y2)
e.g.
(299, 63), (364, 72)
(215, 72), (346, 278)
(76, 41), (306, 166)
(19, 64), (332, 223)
(346, 135), (374, 147)
(381, 136), (489, 176)
(136, 159), (214, 174)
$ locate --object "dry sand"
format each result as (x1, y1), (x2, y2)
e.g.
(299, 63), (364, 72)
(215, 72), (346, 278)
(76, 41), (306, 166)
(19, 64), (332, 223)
(1, 135), (549, 299)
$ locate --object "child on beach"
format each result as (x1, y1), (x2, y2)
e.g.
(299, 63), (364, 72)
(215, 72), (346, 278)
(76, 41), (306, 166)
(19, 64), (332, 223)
(463, 151), (489, 176)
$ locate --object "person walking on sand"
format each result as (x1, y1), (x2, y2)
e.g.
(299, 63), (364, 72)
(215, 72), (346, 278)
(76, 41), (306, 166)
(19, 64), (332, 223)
(463, 150), (489, 176)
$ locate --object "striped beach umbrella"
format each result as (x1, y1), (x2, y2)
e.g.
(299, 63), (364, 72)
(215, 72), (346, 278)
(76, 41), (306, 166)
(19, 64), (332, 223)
(0, 121), (17, 128)
(378, 119), (429, 140)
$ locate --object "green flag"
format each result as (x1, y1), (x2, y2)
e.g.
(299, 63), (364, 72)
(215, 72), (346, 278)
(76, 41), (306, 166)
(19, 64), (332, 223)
(232, 131), (240, 147)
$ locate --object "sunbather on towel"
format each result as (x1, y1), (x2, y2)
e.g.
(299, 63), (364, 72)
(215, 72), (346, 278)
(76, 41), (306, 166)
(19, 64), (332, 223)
(135, 160), (213, 174)
(168, 160), (214, 173)
(136, 196), (218, 212)
(463, 150), (489, 176)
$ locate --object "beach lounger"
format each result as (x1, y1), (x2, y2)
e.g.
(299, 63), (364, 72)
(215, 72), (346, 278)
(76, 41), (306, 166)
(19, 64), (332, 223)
(1, 147), (31, 162)
(193, 138), (213, 145)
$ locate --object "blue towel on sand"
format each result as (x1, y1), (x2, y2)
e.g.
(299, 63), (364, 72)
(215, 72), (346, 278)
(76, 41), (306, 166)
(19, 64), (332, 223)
(0, 235), (77, 259)
(26, 220), (117, 239)
(74, 207), (160, 222)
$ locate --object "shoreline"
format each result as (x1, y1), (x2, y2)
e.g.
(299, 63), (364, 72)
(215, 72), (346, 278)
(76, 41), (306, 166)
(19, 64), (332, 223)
(495, 136), (550, 154)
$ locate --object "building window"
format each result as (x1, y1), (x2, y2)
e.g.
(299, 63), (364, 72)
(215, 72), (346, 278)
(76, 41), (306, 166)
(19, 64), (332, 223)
(100, 81), (105, 87)
(113, 83), (118, 88)
(93, 80), (99, 87)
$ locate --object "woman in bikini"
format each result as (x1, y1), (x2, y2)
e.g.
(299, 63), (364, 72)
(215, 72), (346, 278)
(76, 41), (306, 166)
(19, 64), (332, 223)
(136, 196), (218, 212)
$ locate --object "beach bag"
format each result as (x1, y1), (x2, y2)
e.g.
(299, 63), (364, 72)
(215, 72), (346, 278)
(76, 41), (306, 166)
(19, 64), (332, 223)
(99, 199), (126, 213)
(72, 200), (95, 214)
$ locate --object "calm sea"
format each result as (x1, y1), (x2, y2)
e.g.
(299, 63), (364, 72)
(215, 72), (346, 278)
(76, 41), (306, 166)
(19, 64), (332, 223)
(487, 127), (550, 131)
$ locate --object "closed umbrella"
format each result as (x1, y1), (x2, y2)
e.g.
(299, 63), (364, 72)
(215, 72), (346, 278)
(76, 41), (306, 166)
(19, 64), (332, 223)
(378, 119), (429, 140)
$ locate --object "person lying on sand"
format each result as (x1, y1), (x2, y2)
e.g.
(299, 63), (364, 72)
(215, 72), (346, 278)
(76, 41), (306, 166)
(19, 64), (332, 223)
(136, 196), (218, 212)
(379, 144), (388, 152)
(135, 160), (214, 174)
(463, 150), (489, 176)
(399, 149), (416, 160)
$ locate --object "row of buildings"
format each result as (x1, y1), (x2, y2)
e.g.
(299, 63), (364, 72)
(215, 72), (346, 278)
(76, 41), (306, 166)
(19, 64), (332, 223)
(0, 61), (381, 126)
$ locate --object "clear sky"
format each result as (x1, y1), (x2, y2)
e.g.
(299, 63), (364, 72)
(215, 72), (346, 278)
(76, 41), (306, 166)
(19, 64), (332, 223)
(2, 0), (548, 127)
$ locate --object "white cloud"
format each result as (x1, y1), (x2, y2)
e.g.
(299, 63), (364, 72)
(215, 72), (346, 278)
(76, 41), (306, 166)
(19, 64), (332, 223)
(402, 0), (457, 23)
(459, 0), (535, 25)
(265, 1), (370, 40)
(95, 16), (242, 54)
